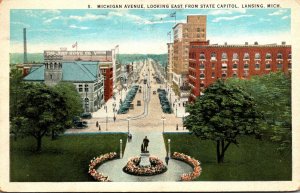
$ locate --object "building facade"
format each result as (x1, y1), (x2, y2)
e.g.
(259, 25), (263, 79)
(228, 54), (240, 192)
(167, 43), (174, 83)
(188, 41), (292, 102)
(44, 49), (121, 101)
(172, 15), (207, 87)
(24, 58), (104, 112)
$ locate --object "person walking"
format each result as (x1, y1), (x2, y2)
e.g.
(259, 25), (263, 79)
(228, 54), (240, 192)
(98, 125), (101, 131)
(96, 121), (99, 128)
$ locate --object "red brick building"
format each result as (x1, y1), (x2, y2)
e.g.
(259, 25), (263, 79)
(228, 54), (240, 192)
(188, 40), (291, 102)
(100, 65), (113, 102)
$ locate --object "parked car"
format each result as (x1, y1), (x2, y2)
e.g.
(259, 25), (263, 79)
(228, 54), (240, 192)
(81, 112), (92, 119)
(75, 121), (88, 129)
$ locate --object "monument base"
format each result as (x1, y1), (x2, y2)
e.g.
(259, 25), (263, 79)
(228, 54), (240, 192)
(140, 152), (150, 166)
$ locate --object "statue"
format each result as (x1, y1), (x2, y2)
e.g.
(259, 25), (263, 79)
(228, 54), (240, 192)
(141, 136), (149, 153)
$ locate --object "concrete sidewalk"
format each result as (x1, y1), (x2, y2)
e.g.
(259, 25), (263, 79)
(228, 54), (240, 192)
(97, 131), (193, 182)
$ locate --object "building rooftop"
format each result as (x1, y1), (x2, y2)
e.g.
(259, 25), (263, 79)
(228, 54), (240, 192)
(24, 61), (100, 82)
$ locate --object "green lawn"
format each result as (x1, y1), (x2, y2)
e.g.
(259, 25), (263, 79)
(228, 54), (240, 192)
(164, 133), (291, 181)
(10, 133), (127, 182)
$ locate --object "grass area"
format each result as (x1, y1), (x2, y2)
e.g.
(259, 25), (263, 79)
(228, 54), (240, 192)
(10, 133), (127, 182)
(163, 133), (291, 181)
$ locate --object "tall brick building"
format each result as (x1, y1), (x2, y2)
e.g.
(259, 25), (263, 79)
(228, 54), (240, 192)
(172, 15), (207, 87)
(188, 41), (291, 102)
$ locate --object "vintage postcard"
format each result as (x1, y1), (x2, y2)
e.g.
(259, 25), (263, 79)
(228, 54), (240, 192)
(0, 0), (300, 192)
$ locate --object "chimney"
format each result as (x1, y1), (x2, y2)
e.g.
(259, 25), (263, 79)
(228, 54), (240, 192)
(254, 41), (258, 45)
(224, 42), (227, 45)
(23, 28), (28, 64)
(245, 42), (248, 45)
(282, 41), (286, 45)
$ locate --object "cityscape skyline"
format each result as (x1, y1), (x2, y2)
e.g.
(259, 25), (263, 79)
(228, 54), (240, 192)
(10, 9), (291, 54)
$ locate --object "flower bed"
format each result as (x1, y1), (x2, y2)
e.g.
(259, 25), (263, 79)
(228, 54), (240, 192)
(123, 156), (167, 176)
(88, 152), (117, 182)
(172, 152), (202, 181)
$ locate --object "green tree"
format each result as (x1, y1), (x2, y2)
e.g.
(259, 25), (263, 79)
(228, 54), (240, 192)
(227, 72), (291, 152)
(10, 69), (25, 140)
(184, 79), (262, 163)
(13, 83), (68, 152)
(54, 82), (83, 129)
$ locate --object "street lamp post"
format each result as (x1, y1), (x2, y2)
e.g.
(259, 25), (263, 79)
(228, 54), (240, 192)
(168, 139), (171, 158)
(127, 116), (130, 134)
(161, 116), (166, 133)
(120, 139), (123, 159)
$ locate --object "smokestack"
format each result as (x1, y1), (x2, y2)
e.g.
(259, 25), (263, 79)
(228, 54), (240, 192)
(23, 28), (28, 64)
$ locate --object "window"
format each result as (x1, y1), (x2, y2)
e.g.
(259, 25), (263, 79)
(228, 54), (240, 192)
(255, 63), (260, 69)
(277, 53), (283, 59)
(79, 84), (83, 92)
(288, 53), (292, 59)
(197, 34), (200, 38)
(233, 63), (238, 69)
(212, 72), (215, 78)
(266, 53), (271, 59)
(277, 63), (283, 69)
(244, 63), (249, 69)
(244, 53), (250, 59)
(85, 84), (89, 92)
(211, 63), (215, 69)
(222, 63), (227, 69)
(85, 98), (89, 112)
(222, 73), (227, 78)
(200, 63), (205, 69)
(222, 52), (228, 60)
(200, 52), (205, 59)
(197, 28), (200, 32)
(50, 74), (53, 80)
(255, 53), (261, 59)
(200, 73), (205, 79)
(266, 63), (271, 69)
(233, 73), (237, 78)
(233, 53), (239, 60)
(243, 71), (249, 77)
(200, 83), (205, 88)
(288, 63), (292, 69)
(211, 52), (216, 60)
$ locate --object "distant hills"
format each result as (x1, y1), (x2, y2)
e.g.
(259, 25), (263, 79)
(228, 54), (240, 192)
(10, 53), (168, 66)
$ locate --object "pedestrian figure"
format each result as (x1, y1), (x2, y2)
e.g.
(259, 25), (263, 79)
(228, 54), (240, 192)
(178, 103), (180, 107)
(176, 124), (178, 131)
(165, 156), (170, 165)
(142, 136), (150, 152)
(98, 125), (101, 131)
(113, 116), (116, 122)
(183, 102), (185, 107)
(96, 121), (99, 128)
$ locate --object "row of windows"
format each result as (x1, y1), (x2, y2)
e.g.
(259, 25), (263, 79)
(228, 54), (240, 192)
(78, 84), (89, 92)
(196, 52), (291, 60)
(192, 62), (291, 70)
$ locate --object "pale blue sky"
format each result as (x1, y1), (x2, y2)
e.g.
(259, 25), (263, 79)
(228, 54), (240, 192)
(10, 9), (291, 54)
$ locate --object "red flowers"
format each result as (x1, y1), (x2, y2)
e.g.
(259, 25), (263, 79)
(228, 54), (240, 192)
(123, 156), (167, 176)
(88, 152), (117, 182)
(172, 152), (202, 181)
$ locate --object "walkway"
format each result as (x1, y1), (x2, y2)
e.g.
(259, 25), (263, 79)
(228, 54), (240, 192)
(97, 131), (193, 181)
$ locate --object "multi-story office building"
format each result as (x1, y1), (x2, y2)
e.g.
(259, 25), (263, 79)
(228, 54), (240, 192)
(172, 15), (207, 87)
(167, 43), (174, 82)
(188, 41), (292, 102)
(43, 49), (120, 102)
(24, 54), (105, 112)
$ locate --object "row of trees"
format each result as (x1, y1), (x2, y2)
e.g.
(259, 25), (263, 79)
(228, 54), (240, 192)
(184, 72), (291, 163)
(10, 69), (83, 152)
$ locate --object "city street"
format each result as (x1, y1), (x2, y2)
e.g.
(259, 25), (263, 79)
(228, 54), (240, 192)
(65, 58), (188, 134)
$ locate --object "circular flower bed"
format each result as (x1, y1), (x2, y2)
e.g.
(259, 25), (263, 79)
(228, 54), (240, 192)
(123, 156), (167, 176)
(88, 152), (117, 182)
(172, 152), (202, 181)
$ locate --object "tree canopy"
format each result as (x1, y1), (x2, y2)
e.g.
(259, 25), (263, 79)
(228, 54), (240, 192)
(226, 72), (291, 152)
(184, 79), (262, 163)
(10, 81), (83, 152)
